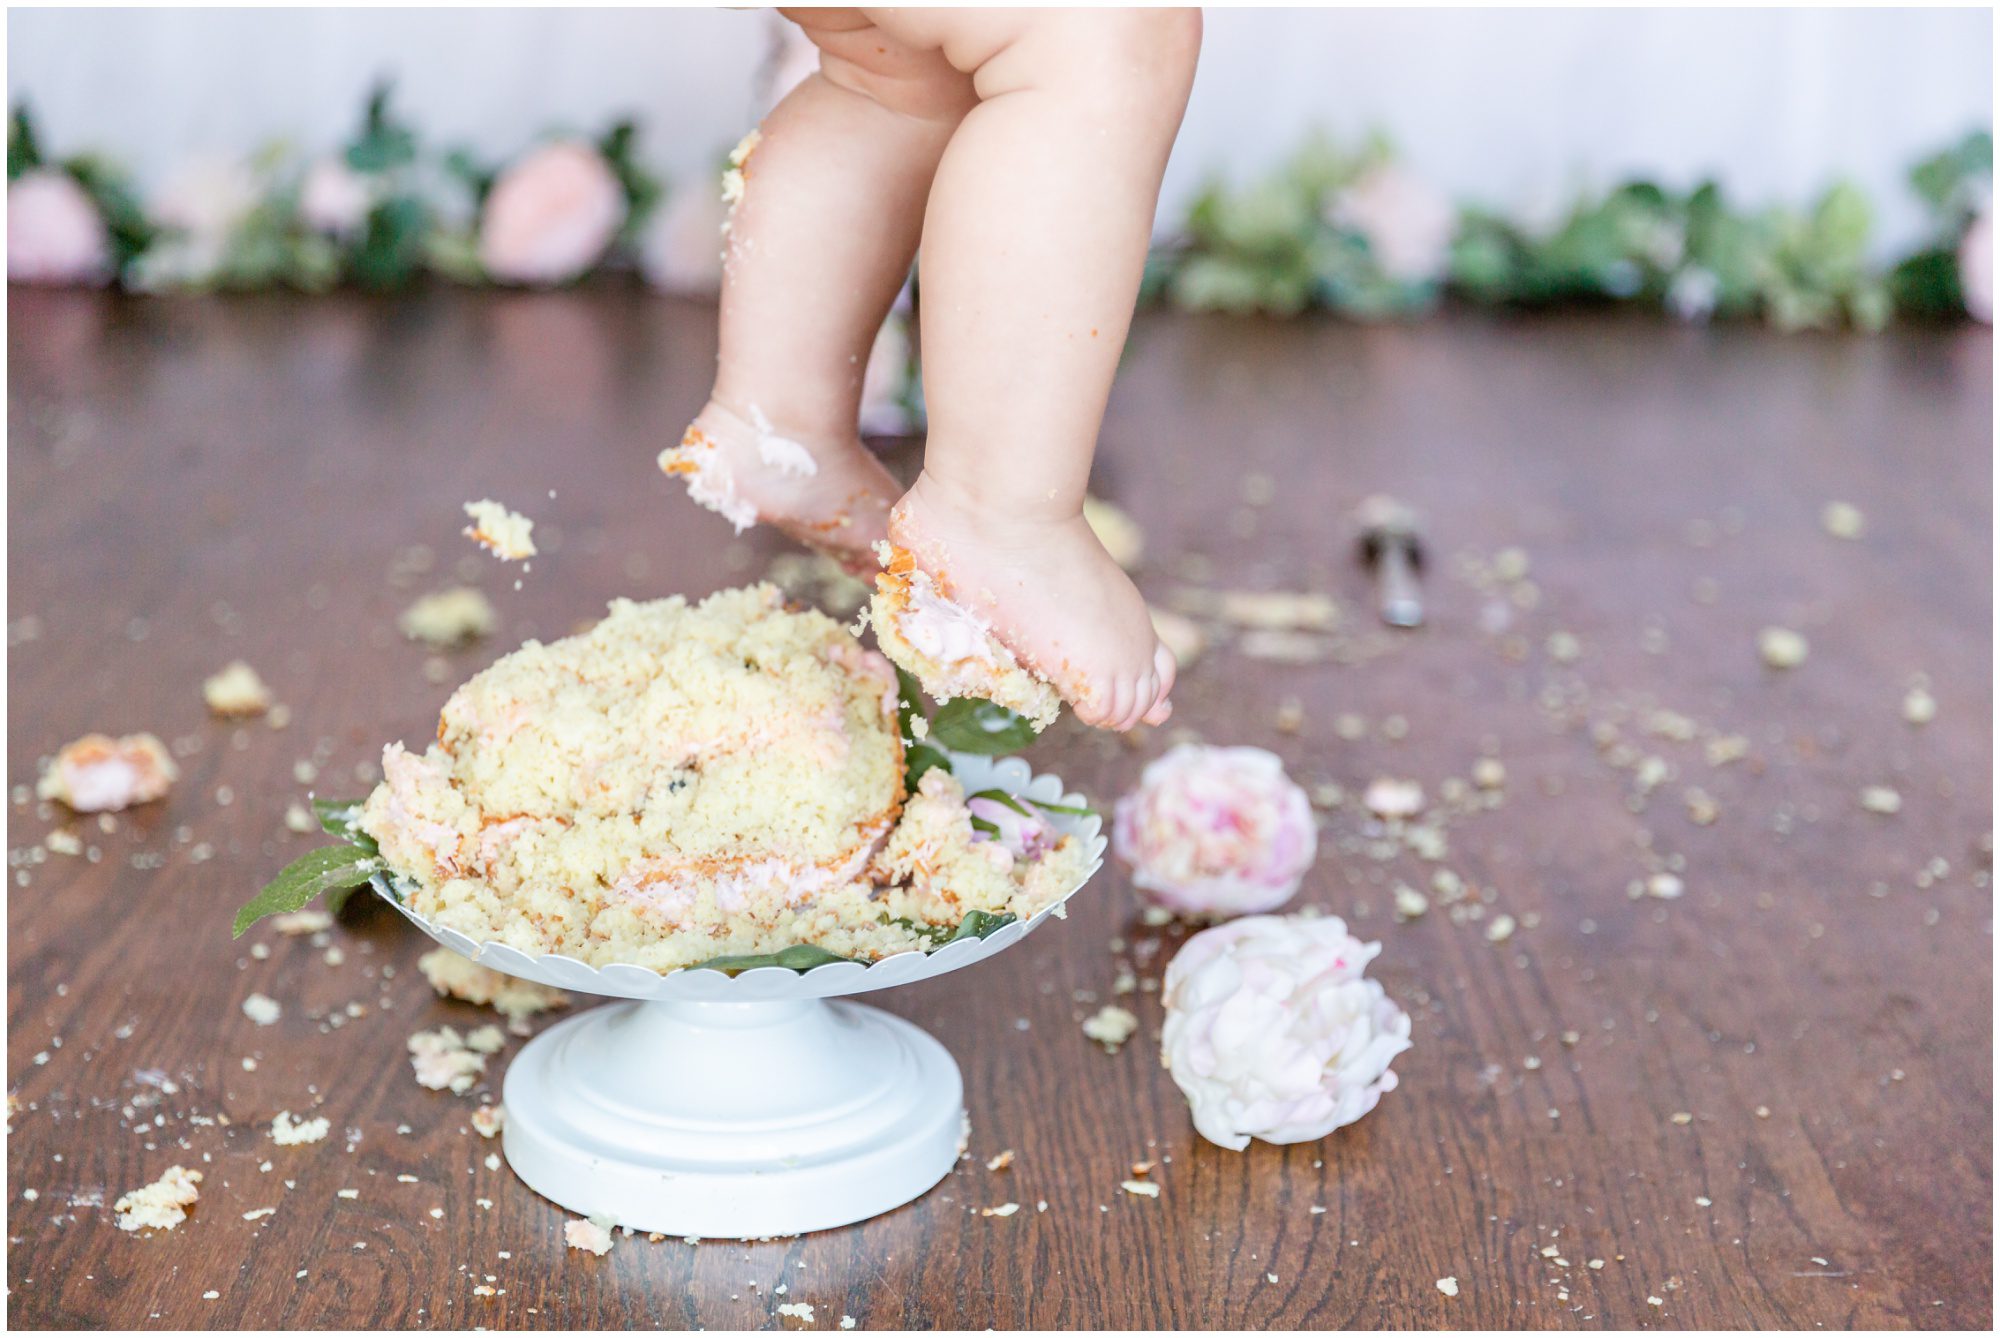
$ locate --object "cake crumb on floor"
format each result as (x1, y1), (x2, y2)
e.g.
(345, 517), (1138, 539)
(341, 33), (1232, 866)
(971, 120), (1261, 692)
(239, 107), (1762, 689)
(203, 661), (274, 716)
(564, 1216), (615, 1256)
(463, 499), (538, 561)
(113, 1164), (203, 1232)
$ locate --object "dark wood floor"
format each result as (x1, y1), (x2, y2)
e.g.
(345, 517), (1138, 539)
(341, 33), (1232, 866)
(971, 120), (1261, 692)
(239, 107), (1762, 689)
(7, 285), (1991, 1329)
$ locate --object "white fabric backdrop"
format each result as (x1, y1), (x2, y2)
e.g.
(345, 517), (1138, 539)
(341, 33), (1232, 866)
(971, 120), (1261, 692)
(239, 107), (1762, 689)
(8, 6), (1992, 251)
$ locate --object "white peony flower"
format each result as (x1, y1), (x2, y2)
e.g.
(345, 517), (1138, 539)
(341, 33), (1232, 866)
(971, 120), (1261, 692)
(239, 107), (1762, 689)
(1161, 913), (1411, 1151)
(1329, 162), (1455, 285)
(478, 139), (625, 287)
(1961, 207), (1991, 324)
(1113, 744), (1316, 917)
(299, 155), (372, 238)
(133, 155), (260, 288)
(7, 169), (111, 286)
(639, 180), (728, 296)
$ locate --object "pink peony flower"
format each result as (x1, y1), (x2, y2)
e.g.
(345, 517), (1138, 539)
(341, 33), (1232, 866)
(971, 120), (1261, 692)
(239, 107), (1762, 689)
(1161, 913), (1411, 1151)
(967, 794), (1056, 864)
(1329, 162), (1455, 285)
(1113, 744), (1316, 917)
(8, 168), (112, 286)
(299, 155), (372, 238)
(1961, 208), (1991, 324)
(478, 139), (625, 287)
(132, 155), (260, 289)
(639, 180), (728, 296)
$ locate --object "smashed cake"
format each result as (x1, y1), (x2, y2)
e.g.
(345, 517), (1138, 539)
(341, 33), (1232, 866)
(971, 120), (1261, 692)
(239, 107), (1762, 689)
(870, 543), (1062, 731)
(358, 585), (1086, 971)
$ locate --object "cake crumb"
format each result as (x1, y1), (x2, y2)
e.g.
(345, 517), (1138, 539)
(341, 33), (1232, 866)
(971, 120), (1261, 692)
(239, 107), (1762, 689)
(1859, 785), (1902, 816)
(38, 732), (177, 813)
(409, 1026), (490, 1094)
(471, 1104), (506, 1139)
(1120, 1179), (1161, 1199)
(564, 1215), (615, 1256)
(777, 1301), (817, 1324)
(984, 1149), (1014, 1172)
(463, 499), (538, 561)
(399, 587), (499, 646)
(1435, 1276), (1458, 1297)
(1903, 685), (1937, 725)
(270, 1110), (331, 1146)
(272, 909), (333, 936)
(203, 661), (274, 717)
(980, 1202), (1020, 1218)
(1820, 501), (1865, 539)
(1757, 626), (1809, 669)
(1081, 1005), (1139, 1053)
(418, 949), (569, 1033)
(242, 993), (282, 1026)
(113, 1164), (203, 1231)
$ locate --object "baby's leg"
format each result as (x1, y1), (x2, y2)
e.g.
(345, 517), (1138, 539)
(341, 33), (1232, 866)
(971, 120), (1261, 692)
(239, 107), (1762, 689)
(871, 8), (1201, 729)
(666, 10), (975, 567)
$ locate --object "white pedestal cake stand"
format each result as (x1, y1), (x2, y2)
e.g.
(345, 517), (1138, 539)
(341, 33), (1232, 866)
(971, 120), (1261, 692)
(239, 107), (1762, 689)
(376, 754), (1103, 1240)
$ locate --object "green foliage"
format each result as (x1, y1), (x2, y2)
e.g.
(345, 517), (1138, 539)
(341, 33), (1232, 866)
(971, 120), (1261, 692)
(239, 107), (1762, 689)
(233, 845), (384, 938)
(346, 83), (419, 174)
(9, 104), (41, 180)
(928, 699), (1038, 755)
(62, 154), (155, 272)
(1157, 127), (1992, 330)
(598, 119), (663, 242)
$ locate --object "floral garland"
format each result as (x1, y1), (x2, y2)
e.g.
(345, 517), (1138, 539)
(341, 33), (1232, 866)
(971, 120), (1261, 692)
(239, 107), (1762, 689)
(1144, 128), (1992, 329)
(8, 88), (1989, 332)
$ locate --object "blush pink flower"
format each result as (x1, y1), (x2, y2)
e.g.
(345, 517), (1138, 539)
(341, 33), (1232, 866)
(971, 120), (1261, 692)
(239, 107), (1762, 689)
(8, 169), (111, 286)
(1113, 744), (1316, 916)
(967, 794), (1056, 865)
(299, 155), (372, 238)
(1329, 162), (1455, 285)
(1161, 913), (1411, 1151)
(1961, 208), (1991, 324)
(478, 139), (625, 287)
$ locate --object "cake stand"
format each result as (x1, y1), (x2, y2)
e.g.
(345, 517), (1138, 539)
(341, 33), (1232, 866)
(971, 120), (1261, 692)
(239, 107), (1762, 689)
(375, 754), (1103, 1239)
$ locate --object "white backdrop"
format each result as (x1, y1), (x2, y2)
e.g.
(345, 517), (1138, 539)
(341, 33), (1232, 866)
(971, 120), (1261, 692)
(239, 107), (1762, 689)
(8, 6), (1992, 252)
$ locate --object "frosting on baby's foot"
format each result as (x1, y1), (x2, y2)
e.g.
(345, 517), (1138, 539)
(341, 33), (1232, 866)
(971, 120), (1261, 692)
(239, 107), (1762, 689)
(659, 425), (758, 533)
(870, 542), (1062, 732)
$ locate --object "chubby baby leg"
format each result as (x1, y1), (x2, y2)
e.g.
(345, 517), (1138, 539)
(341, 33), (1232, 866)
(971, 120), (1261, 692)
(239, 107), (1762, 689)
(867, 8), (1202, 728)
(665, 10), (975, 567)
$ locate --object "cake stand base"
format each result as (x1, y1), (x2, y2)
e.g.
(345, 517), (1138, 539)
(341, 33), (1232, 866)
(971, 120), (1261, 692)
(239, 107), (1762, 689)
(501, 996), (965, 1238)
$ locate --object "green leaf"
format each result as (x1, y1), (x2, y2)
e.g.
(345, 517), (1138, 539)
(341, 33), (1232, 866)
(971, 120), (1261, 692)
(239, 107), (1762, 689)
(312, 798), (378, 854)
(881, 909), (1019, 949)
(904, 741), (952, 791)
(929, 698), (1038, 754)
(350, 194), (429, 290)
(346, 81), (418, 174)
(969, 816), (1001, 838)
(233, 846), (385, 938)
(687, 943), (859, 974)
(9, 104), (41, 180)
(967, 788), (1032, 817)
(597, 118), (661, 240)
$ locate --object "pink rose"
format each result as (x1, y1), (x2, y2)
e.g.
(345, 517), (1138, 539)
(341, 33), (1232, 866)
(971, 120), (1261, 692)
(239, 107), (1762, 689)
(1961, 208), (1991, 324)
(1329, 163), (1455, 285)
(299, 156), (372, 238)
(639, 180), (727, 296)
(8, 169), (111, 286)
(478, 140), (625, 286)
(1161, 913), (1411, 1151)
(1113, 744), (1316, 917)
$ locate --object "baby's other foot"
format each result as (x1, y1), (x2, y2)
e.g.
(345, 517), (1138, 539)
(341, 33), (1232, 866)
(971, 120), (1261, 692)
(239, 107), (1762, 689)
(886, 474), (1175, 731)
(661, 400), (899, 571)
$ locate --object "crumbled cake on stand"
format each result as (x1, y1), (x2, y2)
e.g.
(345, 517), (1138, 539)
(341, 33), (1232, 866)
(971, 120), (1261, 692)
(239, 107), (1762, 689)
(358, 584), (1103, 1239)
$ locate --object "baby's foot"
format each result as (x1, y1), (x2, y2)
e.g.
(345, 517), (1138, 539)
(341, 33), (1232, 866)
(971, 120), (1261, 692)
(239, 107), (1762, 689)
(660, 400), (900, 571)
(881, 474), (1176, 732)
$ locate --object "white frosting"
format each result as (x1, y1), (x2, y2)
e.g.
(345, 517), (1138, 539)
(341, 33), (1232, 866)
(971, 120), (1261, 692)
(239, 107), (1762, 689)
(683, 452), (757, 533)
(898, 572), (1005, 668)
(749, 404), (818, 478)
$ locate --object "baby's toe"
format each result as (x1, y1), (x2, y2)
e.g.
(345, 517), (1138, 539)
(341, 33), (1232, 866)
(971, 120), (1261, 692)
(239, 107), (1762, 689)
(1151, 643), (1177, 702)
